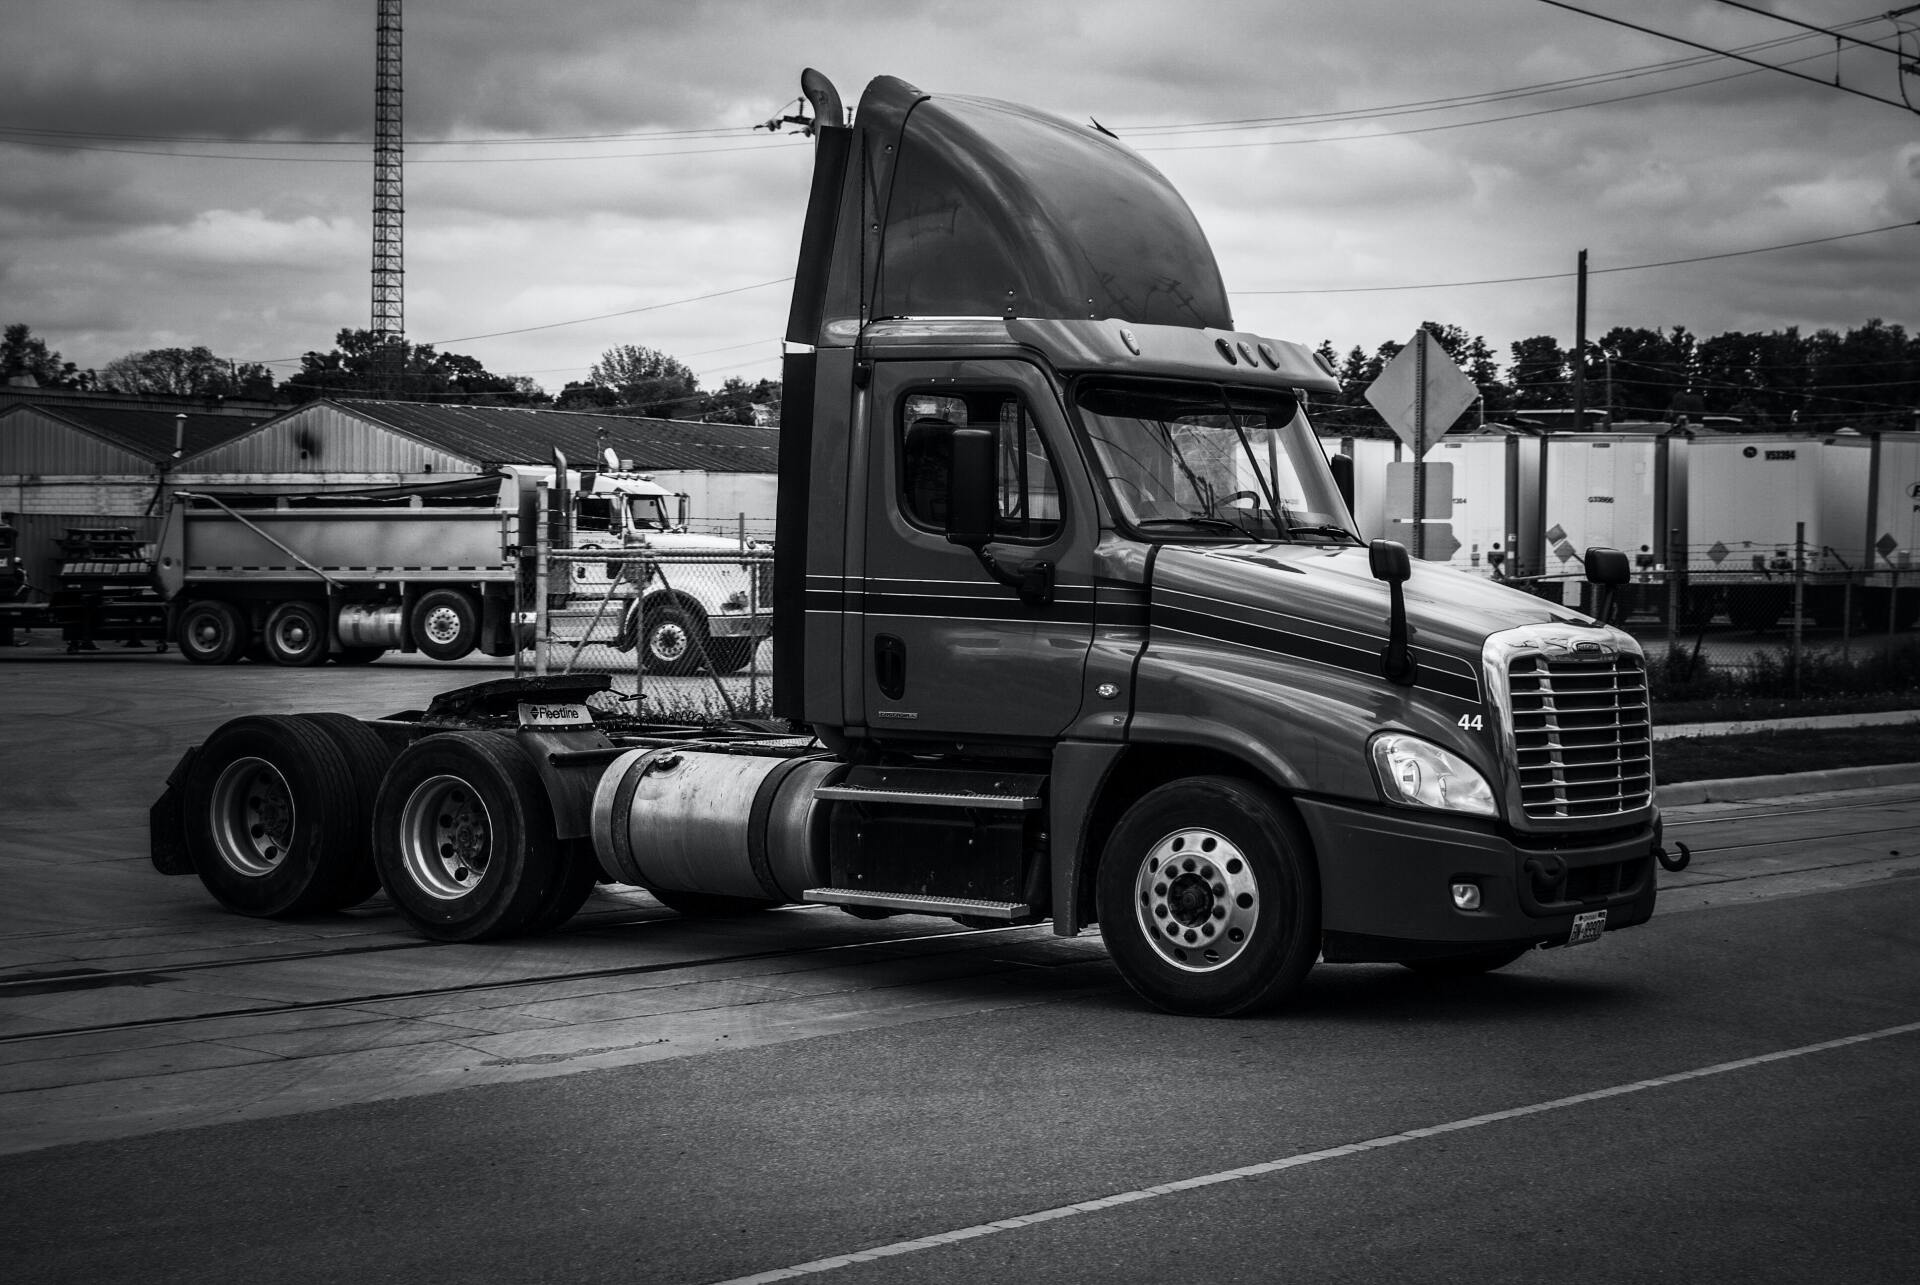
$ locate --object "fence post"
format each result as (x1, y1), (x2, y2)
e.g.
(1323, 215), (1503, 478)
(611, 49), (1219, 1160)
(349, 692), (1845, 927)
(1791, 521), (1805, 699)
(1841, 577), (1853, 662)
(1893, 565), (1903, 644)
(534, 482), (550, 678)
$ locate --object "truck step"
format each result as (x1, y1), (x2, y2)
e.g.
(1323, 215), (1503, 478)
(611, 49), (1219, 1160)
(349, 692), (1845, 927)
(813, 765), (1045, 812)
(801, 888), (1033, 919)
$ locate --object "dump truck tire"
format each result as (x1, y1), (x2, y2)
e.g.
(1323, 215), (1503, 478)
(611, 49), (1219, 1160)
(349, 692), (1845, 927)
(411, 589), (480, 662)
(263, 600), (329, 667)
(179, 600), (246, 666)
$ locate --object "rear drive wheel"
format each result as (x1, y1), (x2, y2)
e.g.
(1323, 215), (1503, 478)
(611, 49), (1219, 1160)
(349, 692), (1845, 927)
(293, 712), (394, 909)
(1095, 776), (1319, 1016)
(182, 715), (370, 916)
(263, 600), (329, 667)
(410, 589), (480, 662)
(178, 599), (245, 665)
(372, 731), (562, 941)
(1400, 945), (1531, 976)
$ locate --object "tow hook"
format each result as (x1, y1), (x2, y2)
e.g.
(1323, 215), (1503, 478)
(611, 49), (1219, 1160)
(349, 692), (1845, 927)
(1655, 842), (1691, 873)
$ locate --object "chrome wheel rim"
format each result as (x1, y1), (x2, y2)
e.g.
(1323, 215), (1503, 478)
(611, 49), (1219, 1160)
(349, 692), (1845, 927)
(420, 606), (463, 647)
(270, 612), (314, 655)
(1133, 827), (1259, 972)
(208, 757), (295, 877)
(398, 774), (492, 900)
(649, 621), (689, 663)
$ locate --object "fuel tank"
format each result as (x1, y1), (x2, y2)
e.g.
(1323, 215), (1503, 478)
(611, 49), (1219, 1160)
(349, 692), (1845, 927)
(590, 749), (845, 901)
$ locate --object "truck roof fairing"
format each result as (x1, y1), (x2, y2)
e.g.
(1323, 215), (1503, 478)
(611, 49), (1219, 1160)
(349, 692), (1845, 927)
(787, 74), (1233, 347)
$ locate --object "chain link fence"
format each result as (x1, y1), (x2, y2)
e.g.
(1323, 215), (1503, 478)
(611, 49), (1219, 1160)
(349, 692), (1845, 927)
(518, 542), (775, 721)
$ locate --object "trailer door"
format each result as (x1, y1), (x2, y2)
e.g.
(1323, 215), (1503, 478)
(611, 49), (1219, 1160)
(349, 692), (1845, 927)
(858, 359), (1093, 741)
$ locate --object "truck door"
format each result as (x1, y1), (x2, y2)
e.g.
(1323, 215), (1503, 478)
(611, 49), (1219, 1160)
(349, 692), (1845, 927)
(860, 360), (1093, 740)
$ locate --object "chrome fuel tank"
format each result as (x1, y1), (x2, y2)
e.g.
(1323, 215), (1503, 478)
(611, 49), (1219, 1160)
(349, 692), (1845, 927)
(590, 748), (844, 901)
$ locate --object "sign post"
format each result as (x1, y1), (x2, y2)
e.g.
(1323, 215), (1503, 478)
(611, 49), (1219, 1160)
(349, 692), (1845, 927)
(1364, 329), (1480, 561)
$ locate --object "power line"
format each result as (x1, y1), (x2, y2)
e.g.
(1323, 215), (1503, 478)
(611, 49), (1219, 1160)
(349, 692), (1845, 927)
(1233, 220), (1919, 295)
(1709, 0), (1909, 57)
(1534, 0), (1919, 114)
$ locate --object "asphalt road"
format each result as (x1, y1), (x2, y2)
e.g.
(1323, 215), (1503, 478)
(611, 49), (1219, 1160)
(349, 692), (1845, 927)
(1, 652), (1917, 1284)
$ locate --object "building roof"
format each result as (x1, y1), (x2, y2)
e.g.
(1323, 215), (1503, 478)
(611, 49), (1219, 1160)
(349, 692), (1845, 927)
(335, 400), (779, 474)
(0, 402), (269, 465)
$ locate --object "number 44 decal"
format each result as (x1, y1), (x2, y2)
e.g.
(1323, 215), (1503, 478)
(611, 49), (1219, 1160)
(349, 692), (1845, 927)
(1457, 714), (1484, 731)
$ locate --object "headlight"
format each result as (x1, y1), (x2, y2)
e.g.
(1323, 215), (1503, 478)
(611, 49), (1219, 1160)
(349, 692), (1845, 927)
(1369, 733), (1497, 817)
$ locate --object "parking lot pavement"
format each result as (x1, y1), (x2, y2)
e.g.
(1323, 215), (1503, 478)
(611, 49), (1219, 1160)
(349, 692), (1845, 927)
(3, 653), (1917, 1156)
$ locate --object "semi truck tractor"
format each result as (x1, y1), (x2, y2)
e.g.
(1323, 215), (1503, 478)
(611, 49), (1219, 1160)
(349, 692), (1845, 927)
(149, 70), (1667, 1016)
(155, 464), (770, 670)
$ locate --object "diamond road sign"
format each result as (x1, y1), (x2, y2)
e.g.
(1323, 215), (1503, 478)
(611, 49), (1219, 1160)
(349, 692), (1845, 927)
(1363, 328), (1480, 458)
(1879, 533), (1900, 559)
(1708, 541), (1729, 565)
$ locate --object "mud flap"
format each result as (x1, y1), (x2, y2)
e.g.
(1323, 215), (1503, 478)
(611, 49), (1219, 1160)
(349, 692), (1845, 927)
(148, 745), (200, 875)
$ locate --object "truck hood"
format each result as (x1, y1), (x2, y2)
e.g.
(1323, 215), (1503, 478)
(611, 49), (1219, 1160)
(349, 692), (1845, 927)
(1149, 543), (1604, 706)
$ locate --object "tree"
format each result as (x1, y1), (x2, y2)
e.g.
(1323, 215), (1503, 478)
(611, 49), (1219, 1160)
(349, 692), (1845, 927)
(98, 346), (275, 399)
(1507, 335), (1568, 410)
(697, 376), (780, 425)
(281, 329), (541, 405)
(587, 344), (700, 417)
(1, 324), (89, 389)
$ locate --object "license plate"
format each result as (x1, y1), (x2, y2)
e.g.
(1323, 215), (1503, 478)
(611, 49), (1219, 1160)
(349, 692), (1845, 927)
(517, 702), (593, 729)
(1568, 909), (1607, 946)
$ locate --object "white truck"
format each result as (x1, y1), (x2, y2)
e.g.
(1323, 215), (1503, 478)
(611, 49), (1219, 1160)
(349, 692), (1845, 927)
(156, 463), (771, 671)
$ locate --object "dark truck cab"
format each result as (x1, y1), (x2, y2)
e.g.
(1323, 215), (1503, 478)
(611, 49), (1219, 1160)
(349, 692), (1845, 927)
(151, 72), (1662, 1016)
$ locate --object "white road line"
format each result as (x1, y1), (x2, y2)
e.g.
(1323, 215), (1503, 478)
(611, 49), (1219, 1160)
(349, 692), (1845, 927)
(709, 1019), (1920, 1285)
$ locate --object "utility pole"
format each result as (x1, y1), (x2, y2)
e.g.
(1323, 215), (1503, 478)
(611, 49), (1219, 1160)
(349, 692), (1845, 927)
(1572, 248), (1587, 430)
(372, 1), (405, 398)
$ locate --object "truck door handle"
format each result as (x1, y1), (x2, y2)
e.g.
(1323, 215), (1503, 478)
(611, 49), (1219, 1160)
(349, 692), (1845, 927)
(874, 633), (907, 700)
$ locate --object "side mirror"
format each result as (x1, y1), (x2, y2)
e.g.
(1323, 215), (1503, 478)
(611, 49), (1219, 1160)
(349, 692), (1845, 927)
(1369, 539), (1416, 686)
(945, 426), (997, 550)
(1329, 453), (1355, 519)
(1369, 538), (1411, 584)
(1584, 547), (1630, 586)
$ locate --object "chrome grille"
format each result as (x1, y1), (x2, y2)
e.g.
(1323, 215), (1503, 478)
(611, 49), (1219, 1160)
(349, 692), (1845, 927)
(1507, 653), (1652, 820)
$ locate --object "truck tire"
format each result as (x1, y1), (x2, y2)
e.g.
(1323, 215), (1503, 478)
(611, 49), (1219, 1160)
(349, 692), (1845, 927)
(1094, 776), (1319, 1017)
(411, 589), (479, 662)
(179, 599), (246, 665)
(182, 715), (372, 916)
(640, 602), (709, 676)
(705, 637), (757, 675)
(294, 712), (393, 910)
(263, 600), (329, 667)
(1400, 945), (1531, 976)
(371, 731), (564, 941)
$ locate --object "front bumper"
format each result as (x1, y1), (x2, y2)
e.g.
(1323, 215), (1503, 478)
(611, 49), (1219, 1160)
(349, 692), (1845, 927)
(1295, 797), (1658, 962)
(709, 610), (773, 640)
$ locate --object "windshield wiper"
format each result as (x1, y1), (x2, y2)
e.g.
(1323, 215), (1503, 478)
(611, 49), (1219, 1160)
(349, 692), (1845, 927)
(1135, 516), (1247, 533)
(1284, 523), (1360, 543)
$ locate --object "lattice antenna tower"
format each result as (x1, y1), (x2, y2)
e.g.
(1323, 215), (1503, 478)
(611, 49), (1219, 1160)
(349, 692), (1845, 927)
(372, 0), (405, 395)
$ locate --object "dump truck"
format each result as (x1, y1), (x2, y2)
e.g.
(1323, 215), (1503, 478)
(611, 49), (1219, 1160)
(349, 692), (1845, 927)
(149, 70), (1671, 1016)
(155, 463), (770, 670)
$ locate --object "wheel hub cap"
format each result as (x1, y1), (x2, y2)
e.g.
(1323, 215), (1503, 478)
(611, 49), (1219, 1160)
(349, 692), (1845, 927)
(209, 757), (295, 877)
(399, 775), (492, 900)
(651, 623), (688, 661)
(422, 607), (461, 645)
(1134, 827), (1259, 973)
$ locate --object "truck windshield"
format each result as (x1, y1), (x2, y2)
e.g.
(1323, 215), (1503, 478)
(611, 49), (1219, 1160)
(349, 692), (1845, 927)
(1073, 379), (1357, 543)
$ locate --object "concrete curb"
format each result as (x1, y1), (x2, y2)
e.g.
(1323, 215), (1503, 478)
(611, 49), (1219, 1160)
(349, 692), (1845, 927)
(1657, 761), (1920, 807)
(1654, 708), (1920, 740)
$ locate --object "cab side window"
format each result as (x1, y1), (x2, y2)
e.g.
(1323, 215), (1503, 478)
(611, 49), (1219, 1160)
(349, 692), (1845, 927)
(898, 390), (1062, 541)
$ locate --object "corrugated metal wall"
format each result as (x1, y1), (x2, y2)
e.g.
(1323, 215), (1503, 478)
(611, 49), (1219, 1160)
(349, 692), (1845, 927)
(184, 403), (479, 476)
(0, 408), (154, 474)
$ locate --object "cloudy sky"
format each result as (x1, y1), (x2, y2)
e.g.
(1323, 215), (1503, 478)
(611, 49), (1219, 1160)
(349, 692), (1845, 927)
(5, 0), (1918, 395)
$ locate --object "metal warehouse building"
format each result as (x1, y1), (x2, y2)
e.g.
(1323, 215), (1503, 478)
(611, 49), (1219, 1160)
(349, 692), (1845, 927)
(178, 400), (780, 538)
(0, 392), (270, 588)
